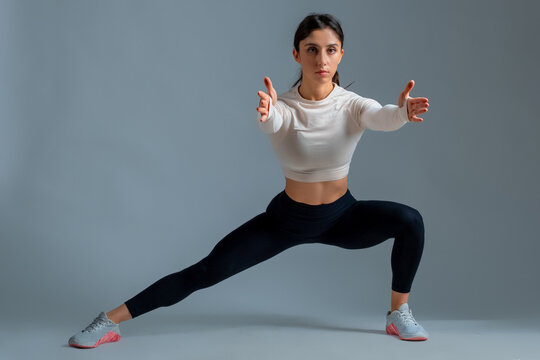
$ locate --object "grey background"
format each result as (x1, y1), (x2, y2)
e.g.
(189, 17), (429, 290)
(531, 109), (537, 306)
(1, 0), (539, 339)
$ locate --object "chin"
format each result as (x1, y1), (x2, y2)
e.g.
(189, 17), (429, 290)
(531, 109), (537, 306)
(314, 76), (331, 83)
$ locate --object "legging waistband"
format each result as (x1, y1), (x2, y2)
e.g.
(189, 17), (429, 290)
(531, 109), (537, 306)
(268, 188), (357, 220)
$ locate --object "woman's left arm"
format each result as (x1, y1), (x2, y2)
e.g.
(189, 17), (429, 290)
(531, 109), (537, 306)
(355, 80), (429, 132)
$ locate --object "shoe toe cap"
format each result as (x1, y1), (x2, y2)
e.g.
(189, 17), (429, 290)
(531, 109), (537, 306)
(68, 334), (78, 344)
(402, 327), (429, 339)
(68, 333), (93, 347)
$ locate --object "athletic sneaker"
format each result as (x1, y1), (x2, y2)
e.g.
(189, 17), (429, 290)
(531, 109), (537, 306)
(385, 303), (429, 341)
(68, 312), (121, 348)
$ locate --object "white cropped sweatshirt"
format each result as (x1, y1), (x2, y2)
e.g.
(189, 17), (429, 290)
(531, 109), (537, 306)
(256, 82), (410, 182)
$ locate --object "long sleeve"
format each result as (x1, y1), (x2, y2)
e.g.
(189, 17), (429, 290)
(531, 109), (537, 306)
(352, 95), (410, 132)
(256, 98), (291, 134)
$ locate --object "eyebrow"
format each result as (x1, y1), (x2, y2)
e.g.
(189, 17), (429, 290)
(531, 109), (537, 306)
(303, 43), (339, 47)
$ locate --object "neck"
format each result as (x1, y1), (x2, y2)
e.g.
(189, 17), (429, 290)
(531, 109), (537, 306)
(298, 80), (335, 101)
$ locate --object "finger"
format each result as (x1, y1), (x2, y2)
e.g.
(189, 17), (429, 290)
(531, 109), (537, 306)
(409, 112), (424, 121)
(412, 108), (428, 116)
(265, 76), (278, 105)
(409, 110), (427, 122)
(257, 91), (272, 112)
(257, 90), (271, 101)
(409, 98), (429, 107)
(256, 107), (269, 122)
(409, 97), (429, 105)
(411, 102), (429, 112)
(262, 97), (271, 110)
(402, 80), (414, 97)
(264, 76), (274, 92)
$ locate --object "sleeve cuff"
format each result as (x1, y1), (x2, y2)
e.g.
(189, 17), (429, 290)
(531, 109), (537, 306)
(399, 97), (410, 123)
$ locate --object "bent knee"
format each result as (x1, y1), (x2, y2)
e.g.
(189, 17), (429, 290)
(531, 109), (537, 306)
(398, 206), (424, 235)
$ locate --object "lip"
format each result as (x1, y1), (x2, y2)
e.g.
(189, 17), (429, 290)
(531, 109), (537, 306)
(316, 71), (329, 74)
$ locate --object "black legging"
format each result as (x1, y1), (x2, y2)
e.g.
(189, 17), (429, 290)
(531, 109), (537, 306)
(124, 188), (425, 319)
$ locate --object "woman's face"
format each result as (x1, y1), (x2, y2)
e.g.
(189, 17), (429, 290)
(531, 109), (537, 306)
(293, 28), (344, 85)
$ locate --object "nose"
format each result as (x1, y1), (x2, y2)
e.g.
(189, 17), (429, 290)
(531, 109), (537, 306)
(316, 51), (329, 67)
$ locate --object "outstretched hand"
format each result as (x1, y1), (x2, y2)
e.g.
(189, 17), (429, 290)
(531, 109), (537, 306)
(398, 80), (429, 122)
(256, 76), (278, 122)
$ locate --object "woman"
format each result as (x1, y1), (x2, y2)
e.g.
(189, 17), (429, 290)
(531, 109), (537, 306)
(68, 13), (430, 348)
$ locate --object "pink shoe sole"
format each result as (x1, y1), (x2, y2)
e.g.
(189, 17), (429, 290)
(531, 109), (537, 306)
(386, 323), (428, 341)
(69, 331), (121, 348)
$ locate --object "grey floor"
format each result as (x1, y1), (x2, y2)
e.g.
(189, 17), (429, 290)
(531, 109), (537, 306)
(1, 310), (538, 360)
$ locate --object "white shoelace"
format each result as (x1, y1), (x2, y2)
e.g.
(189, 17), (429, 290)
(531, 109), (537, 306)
(399, 309), (418, 326)
(83, 316), (109, 332)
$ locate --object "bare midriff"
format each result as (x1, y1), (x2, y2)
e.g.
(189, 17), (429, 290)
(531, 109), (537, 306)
(284, 176), (348, 205)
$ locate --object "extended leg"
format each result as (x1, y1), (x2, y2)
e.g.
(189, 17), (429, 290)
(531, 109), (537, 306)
(121, 212), (303, 320)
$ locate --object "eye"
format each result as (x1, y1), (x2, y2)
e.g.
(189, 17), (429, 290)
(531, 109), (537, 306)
(308, 47), (316, 53)
(328, 48), (336, 53)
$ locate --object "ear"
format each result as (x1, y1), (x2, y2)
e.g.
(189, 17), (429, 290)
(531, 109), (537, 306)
(292, 48), (301, 64)
(337, 48), (344, 64)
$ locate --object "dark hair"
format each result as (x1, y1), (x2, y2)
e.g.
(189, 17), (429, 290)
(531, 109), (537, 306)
(292, 13), (354, 89)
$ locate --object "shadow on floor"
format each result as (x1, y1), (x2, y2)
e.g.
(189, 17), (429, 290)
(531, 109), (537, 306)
(124, 312), (386, 337)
